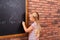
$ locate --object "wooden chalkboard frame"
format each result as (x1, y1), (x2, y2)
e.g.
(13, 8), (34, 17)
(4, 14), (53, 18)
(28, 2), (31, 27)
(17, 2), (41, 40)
(0, 0), (28, 38)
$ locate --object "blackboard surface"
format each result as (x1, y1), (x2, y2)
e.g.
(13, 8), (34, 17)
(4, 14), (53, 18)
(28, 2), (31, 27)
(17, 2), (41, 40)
(0, 0), (25, 36)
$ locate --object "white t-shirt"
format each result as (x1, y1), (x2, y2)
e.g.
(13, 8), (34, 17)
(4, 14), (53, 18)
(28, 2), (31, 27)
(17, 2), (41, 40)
(29, 22), (40, 40)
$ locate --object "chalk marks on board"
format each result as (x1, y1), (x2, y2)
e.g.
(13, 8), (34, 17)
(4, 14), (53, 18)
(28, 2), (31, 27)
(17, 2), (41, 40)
(0, 0), (25, 24)
(0, 0), (25, 35)
(0, 13), (25, 24)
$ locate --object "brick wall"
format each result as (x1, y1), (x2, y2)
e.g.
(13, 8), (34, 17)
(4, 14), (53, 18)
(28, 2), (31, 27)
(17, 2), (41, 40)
(28, 0), (60, 40)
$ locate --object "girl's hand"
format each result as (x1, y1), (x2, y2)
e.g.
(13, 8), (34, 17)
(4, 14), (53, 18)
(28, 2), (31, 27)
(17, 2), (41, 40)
(22, 21), (25, 26)
(22, 21), (33, 32)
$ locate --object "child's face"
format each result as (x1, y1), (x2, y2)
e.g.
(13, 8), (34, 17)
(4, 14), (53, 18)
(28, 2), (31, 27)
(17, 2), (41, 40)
(29, 14), (35, 22)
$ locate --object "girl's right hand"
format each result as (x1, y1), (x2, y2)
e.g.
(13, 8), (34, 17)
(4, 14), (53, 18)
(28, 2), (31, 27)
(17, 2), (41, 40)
(22, 21), (25, 26)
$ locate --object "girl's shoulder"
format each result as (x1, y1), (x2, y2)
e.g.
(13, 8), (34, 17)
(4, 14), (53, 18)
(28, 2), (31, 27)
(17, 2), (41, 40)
(31, 22), (37, 28)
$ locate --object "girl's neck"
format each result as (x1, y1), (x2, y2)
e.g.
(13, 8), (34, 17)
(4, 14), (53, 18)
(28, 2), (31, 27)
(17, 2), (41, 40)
(34, 21), (36, 23)
(34, 21), (37, 24)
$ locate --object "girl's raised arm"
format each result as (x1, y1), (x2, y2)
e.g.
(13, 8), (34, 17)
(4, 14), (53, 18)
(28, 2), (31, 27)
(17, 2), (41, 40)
(22, 21), (33, 33)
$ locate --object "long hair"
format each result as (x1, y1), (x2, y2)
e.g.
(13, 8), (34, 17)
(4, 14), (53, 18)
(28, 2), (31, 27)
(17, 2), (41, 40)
(32, 12), (41, 38)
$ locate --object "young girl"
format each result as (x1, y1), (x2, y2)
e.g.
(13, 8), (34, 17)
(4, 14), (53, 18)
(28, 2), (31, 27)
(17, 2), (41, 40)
(22, 12), (41, 40)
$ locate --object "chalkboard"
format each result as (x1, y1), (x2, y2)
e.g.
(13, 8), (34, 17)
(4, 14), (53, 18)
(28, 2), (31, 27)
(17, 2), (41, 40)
(0, 0), (25, 36)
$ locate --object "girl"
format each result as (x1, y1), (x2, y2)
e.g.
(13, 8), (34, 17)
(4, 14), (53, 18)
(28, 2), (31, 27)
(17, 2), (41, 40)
(22, 12), (41, 40)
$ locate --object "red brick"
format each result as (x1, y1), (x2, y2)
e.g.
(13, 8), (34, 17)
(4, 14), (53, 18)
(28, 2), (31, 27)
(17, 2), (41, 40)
(28, 0), (60, 40)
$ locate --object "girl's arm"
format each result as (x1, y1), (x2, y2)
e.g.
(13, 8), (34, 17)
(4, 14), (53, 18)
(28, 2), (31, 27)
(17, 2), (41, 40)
(22, 21), (33, 33)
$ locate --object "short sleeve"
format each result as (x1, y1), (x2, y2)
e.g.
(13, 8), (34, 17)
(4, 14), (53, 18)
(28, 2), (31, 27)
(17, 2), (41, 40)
(31, 23), (35, 28)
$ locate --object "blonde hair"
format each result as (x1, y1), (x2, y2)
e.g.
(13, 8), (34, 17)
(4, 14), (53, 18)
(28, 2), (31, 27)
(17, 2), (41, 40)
(32, 12), (41, 37)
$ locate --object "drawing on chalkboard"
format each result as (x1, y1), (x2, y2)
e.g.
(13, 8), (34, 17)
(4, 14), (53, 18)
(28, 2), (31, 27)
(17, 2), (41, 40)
(0, 0), (25, 36)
